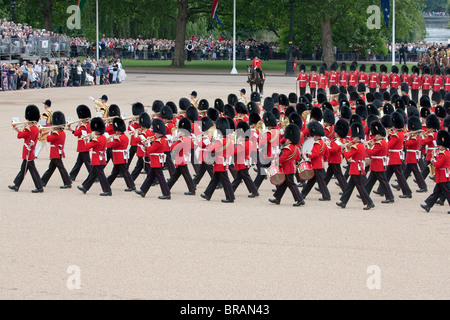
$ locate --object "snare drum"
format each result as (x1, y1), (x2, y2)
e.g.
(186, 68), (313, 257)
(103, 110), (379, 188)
(298, 161), (314, 180)
(267, 165), (286, 186)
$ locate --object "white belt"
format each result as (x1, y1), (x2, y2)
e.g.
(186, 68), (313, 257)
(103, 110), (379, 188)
(92, 151), (106, 161)
(389, 149), (405, 160)
(113, 149), (129, 159)
(372, 156), (389, 166)
(149, 153), (166, 164)
(406, 149), (421, 160)
(51, 144), (64, 154)
(439, 168), (450, 178)
(350, 159), (365, 171)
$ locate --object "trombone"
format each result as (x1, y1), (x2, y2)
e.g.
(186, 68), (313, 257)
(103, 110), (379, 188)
(65, 118), (90, 130)
(11, 120), (37, 130)
(122, 115), (139, 122)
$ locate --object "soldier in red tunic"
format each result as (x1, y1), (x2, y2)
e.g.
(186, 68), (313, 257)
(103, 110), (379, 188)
(41, 111), (72, 189)
(401, 65), (411, 87)
(296, 64), (309, 97)
(421, 130), (450, 213)
(422, 66), (433, 98)
(193, 117), (215, 186)
(432, 67), (444, 95)
(130, 113), (153, 181)
(77, 117), (112, 196)
(368, 64), (379, 94)
(390, 65), (401, 90)
(69, 105), (92, 181)
(339, 63), (349, 88)
(269, 124), (305, 206)
(336, 122), (375, 210)
(379, 64), (390, 94)
(309, 65), (318, 98)
(411, 66), (422, 103)
(444, 67), (450, 93)
(420, 114), (440, 180)
(9, 105), (44, 193)
(359, 64), (369, 88)
(104, 104), (121, 167)
(127, 102), (145, 169)
(106, 118), (135, 192)
(318, 67), (328, 90)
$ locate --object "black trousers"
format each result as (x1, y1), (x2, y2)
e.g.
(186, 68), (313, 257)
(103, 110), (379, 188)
(422, 160), (431, 180)
(302, 168), (330, 199)
(165, 151), (176, 177)
(425, 182), (450, 208)
(105, 148), (113, 165)
(193, 161), (214, 185)
(254, 155), (271, 189)
(140, 167), (170, 196)
(379, 88), (386, 94)
(379, 164), (411, 196)
(369, 88), (376, 94)
(365, 171), (394, 200)
(190, 150), (200, 174)
(107, 163), (135, 188)
(273, 174), (303, 202)
(42, 158), (72, 186)
(69, 151), (91, 180)
(232, 168), (258, 194)
(324, 163), (348, 192)
(228, 164), (238, 180)
(422, 89), (429, 97)
(204, 171), (235, 201)
(299, 87), (306, 96)
(127, 145), (138, 169)
(404, 163), (427, 190)
(340, 175), (373, 206)
(13, 159), (44, 189)
(310, 88), (316, 99)
(167, 165), (196, 193)
(411, 89), (419, 103)
(131, 157), (150, 181)
(82, 165), (111, 193)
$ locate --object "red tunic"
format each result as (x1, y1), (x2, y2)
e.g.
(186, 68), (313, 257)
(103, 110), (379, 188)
(136, 129), (153, 157)
(339, 72), (349, 87)
(401, 74), (412, 86)
(309, 139), (327, 169)
(421, 131), (438, 161)
(297, 72), (309, 88)
(329, 72), (339, 87)
(208, 137), (234, 172)
(390, 74), (401, 89)
(411, 75), (422, 90)
(444, 75), (450, 91)
(309, 73), (318, 88)
(17, 125), (39, 161)
(86, 135), (107, 166)
(366, 139), (388, 172)
(128, 122), (141, 147)
(432, 75), (444, 92)
(327, 138), (344, 164)
(318, 75), (328, 89)
(278, 144), (300, 174)
(107, 133), (129, 165)
(47, 130), (66, 159)
(349, 72), (359, 87)
(387, 130), (405, 165)
(359, 73), (369, 86)
(252, 58), (261, 69)
(233, 140), (252, 171)
(145, 137), (168, 168)
(422, 75), (432, 91)
(433, 150), (450, 183)
(73, 123), (91, 153)
(404, 135), (422, 164)
(171, 136), (194, 167)
(343, 142), (366, 175)
(369, 73), (379, 89)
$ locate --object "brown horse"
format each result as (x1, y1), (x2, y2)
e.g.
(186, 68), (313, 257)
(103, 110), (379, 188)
(247, 66), (265, 94)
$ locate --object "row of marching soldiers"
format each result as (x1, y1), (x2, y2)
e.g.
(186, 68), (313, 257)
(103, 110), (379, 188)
(8, 91), (450, 213)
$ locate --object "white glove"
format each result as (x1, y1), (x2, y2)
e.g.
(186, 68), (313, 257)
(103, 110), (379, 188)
(89, 96), (95, 101)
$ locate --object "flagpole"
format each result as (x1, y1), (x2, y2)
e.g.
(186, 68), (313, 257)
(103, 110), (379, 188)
(96, 0), (99, 61)
(230, 0), (238, 74)
(392, 0), (395, 66)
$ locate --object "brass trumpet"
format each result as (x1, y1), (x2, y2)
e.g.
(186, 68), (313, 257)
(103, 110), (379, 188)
(65, 118), (90, 130)
(11, 120), (37, 129)
(122, 115), (139, 122)
(38, 124), (65, 132)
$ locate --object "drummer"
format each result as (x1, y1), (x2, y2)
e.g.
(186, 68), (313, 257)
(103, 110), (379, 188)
(269, 124), (305, 206)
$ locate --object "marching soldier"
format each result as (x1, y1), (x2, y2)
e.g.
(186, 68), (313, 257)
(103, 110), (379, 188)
(390, 65), (401, 90)
(41, 111), (72, 189)
(297, 64), (309, 97)
(106, 118), (136, 192)
(359, 64), (369, 88)
(422, 67), (433, 98)
(411, 66), (422, 103)
(9, 105), (45, 193)
(135, 118), (171, 199)
(89, 94), (109, 118)
(309, 65), (318, 98)
(269, 124), (305, 206)
(104, 104), (121, 166)
(401, 65), (411, 87)
(432, 67), (444, 94)
(130, 112), (153, 181)
(69, 105), (92, 181)
(35, 99), (53, 158)
(193, 117), (215, 186)
(421, 113), (440, 180)
(77, 117), (112, 196)
(336, 122), (375, 210)
(127, 102), (145, 169)
(420, 130), (450, 213)
(368, 64), (379, 94)
(160, 105), (176, 177)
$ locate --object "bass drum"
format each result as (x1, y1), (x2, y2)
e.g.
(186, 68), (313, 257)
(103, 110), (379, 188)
(298, 161), (315, 180)
(267, 165), (286, 186)
(302, 137), (315, 160)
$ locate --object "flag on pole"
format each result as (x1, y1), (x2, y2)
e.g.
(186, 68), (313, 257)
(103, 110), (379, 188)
(381, 0), (390, 29)
(215, 13), (224, 26)
(78, 0), (87, 11)
(211, 0), (219, 18)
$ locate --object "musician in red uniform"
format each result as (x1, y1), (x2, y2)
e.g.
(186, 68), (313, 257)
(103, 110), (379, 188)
(231, 121), (259, 198)
(318, 67), (328, 90)
(401, 65), (411, 87)
(390, 65), (401, 90)
(375, 112), (412, 198)
(127, 102), (145, 169)
(339, 63), (349, 88)
(130, 113), (153, 181)
(106, 118), (135, 192)
(359, 64), (369, 87)
(160, 105), (176, 177)
(201, 117), (235, 203)
(69, 105), (92, 181)
(336, 122), (375, 210)
(296, 64), (309, 97)
(269, 124), (305, 206)
(166, 118), (196, 195)
(444, 67), (450, 93)
(349, 64), (359, 88)
(420, 114), (440, 180)
(104, 104), (120, 167)
(301, 122), (330, 201)
(422, 66), (433, 98)
(328, 64), (339, 88)
(323, 119), (349, 192)
(309, 65), (318, 98)
(9, 105), (44, 193)
(364, 120), (395, 203)
(420, 130), (450, 213)
(379, 64), (390, 93)
(368, 64), (379, 93)
(41, 111), (72, 189)
(135, 118), (171, 199)
(193, 117), (216, 186)
(411, 66), (422, 103)
(77, 117), (112, 196)
(432, 67), (444, 94)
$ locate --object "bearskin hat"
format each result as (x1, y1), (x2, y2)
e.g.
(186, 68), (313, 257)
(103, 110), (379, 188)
(263, 111), (277, 128)
(391, 93), (400, 104)
(152, 100), (164, 114)
(288, 92), (298, 104)
(383, 103), (394, 116)
(373, 99), (383, 110)
(341, 62), (347, 72)
(440, 89), (446, 101)
(160, 106), (174, 120)
(390, 87), (399, 96)
(284, 106), (296, 119)
(394, 98), (405, 111)
(334, 119), (349, 139)
(340, 86), (347, 95)
(402, 82), (411, 94)
(370, 120), (386, 137)
(139, 112), (151, 129)
(263, 97), (275, 112)
(132, 102), (145, 116)
(367, 104), (380, 116)
(178, 117), (192, 134)
(108, 104), (121, 118)
(207, 108), (219, 122)
(52, 111), (65, 126)
(420, 107), (431, 119)
(383, 91), (391, 102)
(339, 93), (348, 104)
(360, 64), (366, 72)
(214, 98), (225, 113)
(423, 66), (430, 75)
(350, 114), (362, 126)
(370, 64), (377, 72)
(166, 101), (177, 115)
(249, 112), (261, 126)
(420, 96), (431, 109)
(408, 100), (417, 108)
(443, 116), (450, 129)
(355, 105), (368, 120)
(407, 115), (422, 132)
(76, 105), (91, 119)
(112, 117), (126, 133)
(299, 95), (309, 104)
(308, 121), (325, 137)
(366, 114), (379, 127)
(435, 105), (446, 119)
(391, 65), (399, 74)
(279, 94), (289, 106)
(330, 62), (338, 71)
(152, 118), (166, 135)
(435, 67), (441, 76)
(322, 102), (333, 113)
(179, 98), (191, 111)
(350, 63), (356, 72)
(223, 104), (235, 119)
(299, 64), (306, 72)
(356, 98), (366, 107)
(322, 109), (334, 125)
(272, 93), (280, 105)
(347, 85), (356, 93)
(407, 106), (419, 119)
(391, 112), (404, 129)
(432, 91), (442, 104)
(201, 117), (214, 132)
(366, 92), (375, 103)
(412, 66), (419, 74)
(357, 83), (366, 93)
(310, 107), (323, 122)
(401, 65), (409, 74)
(349, 91), (360, 102)
(311, 64), (317, 72)
(330, 85), (340, 95)
(289, 112), (303, 130)
(90, 117), (105, 135)
(398, 109), (408, 125)
(381, 114), (393, 128)
(351, 122), (365, 139)
(380, 64), (387, 73)
(437, 130), (450, 148)
(236, 121), (250, 139)
(284, 124), (301, 145)
(186, 106), (199, 122)
(247, 101), (259, 114)
(296, 103), (307, 115)
(271, 107), (281, 121)
(198, 99), (209, 111)
(374, 92), (383, 102)
(340, 106), (352, 120)
(445, 101), (450, 112)
(319, 67), (326, 75)
(251, 91), (261, 102)
(401, 95), (410, 106)
(235, 102), (248, 115)
(446, 67), (450, 75)
(317, 92), (328, 104)
(227, 93), (238, 106)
